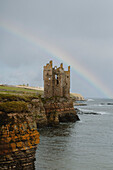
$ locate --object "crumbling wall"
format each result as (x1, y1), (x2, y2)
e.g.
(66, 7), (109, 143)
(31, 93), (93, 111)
(43, 61), (70, 98)
(43, 60), (53, 98)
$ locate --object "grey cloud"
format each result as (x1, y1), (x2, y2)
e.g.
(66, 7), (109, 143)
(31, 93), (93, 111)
(0, 0), (113, 97)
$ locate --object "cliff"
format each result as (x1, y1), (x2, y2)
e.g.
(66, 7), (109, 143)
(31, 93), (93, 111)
(0, 93), (42, 169)
(0, 93), (79, 128)
(43, 97), (79, 126)
(70, 93), (85, 101)
(0, 101), (40, 169)
(0, 93), (48, 127)
(0, 91), (79, 169)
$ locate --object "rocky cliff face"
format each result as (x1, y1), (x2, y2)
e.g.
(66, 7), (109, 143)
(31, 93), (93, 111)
(0, 94), (79, 169)
(29, 98), (47, 127)
(43, 97), (80, 126)
(0, 94), (41, 170)
(0, 111), (40, 170)
(28, 97), (79, 127)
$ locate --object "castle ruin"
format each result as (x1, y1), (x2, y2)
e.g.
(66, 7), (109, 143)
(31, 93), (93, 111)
(43, 60), (70, 98)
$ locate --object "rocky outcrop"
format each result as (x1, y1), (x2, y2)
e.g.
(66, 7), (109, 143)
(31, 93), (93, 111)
(43, 98), (80, 126)
(71, 93), (85, 101)
(58, 111), (79, 122)
(28, 98), (48, 127)
(0, 106), (40, 169)
(0, 94), (79, 169)
(0, 94), (48, 128)
(0, 94), (79, 128)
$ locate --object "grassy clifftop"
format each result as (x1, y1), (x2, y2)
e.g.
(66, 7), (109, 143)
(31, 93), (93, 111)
(0, 85), (43, 95)
(0, 85), (43, 113)
(0, 85), (84, 99)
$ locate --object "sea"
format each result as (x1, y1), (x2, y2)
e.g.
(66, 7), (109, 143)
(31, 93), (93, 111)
(35, 98), (113, 170)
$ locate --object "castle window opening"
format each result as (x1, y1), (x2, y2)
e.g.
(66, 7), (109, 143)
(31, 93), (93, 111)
(55, 75), (57, 79)
(55, 75), (59, 84)
(54, 66), (57, 70)
(57, 76), (59, 85)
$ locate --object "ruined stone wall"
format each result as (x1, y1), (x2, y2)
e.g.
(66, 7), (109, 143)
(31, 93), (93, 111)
(43, 60), (53, 98)
(53, 66), (64, 97)
(43, 61), (70, 98)
(63, 66), (70, 98)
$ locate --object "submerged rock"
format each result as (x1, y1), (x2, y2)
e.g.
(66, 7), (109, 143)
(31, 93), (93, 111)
(107, 103), (113, 105)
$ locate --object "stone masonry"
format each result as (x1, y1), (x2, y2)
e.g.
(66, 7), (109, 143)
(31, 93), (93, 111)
(43, 60), (70, 98)
(43, 60), (80, 125)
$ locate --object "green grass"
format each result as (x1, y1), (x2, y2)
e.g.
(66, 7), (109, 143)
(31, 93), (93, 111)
(0, 85), (43, 113)
(0, 93), (40, 102)
(0, 85), (44, 95)
(0, 101), (28, 113)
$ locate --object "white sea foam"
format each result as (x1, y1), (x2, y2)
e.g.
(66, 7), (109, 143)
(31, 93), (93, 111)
(92, 104), (107, 107)
(98, 111), (108, 115)
(90, 104), (103, 107)
(98, 104), (104, 106)
(87, 99), (94, 101)
(78, 108), (109, 115)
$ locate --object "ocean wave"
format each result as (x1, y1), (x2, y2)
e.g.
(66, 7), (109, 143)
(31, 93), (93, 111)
(98, 103), (113, 106)
(92, 103), (113, 107)
(76, 108), (109, 115)
(87, 99), (94, 101)
(90, 104), (103, 107)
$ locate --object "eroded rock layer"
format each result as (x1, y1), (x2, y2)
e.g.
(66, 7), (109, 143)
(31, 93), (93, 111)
(0, 94), (79, 169)
(0, 112), (40, 170)
(43, 98), (80, 126)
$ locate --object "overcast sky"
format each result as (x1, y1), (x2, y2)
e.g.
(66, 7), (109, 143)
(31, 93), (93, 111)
(0, 0), (113, 98)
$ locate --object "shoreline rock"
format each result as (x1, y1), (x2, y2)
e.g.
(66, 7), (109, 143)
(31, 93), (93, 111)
(0, 94), (79, 169)
(43, 97), (80, 126)
(0, 94), (80, 128)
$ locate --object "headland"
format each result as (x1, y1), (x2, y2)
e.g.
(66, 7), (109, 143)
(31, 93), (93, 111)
(0, 60), (82, 169)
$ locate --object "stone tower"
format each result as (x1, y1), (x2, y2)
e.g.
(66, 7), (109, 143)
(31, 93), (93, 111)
(43, 60), (70, 98)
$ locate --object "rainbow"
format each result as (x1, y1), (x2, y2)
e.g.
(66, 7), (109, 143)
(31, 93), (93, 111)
(0, 19), (112, 98)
